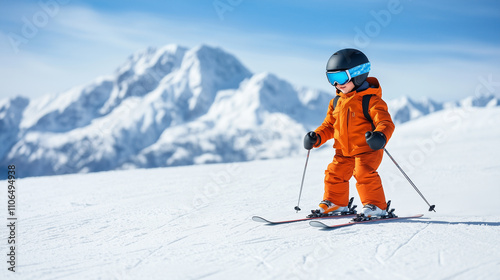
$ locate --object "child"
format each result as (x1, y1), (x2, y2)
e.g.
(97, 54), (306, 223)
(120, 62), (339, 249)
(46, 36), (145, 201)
(304, 48), (395, 217)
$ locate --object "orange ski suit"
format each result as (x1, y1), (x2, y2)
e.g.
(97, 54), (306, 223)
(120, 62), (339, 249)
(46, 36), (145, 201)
(313, 77), (395, 210)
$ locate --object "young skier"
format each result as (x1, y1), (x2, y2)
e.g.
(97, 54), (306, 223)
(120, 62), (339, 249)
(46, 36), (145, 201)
(304, 48), (395, 217)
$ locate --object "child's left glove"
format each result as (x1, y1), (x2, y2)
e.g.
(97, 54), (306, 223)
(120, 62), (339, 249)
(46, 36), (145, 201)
(365, 131), (386, 150)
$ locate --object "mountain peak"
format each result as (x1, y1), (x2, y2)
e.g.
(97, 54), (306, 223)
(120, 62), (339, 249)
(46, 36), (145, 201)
(184, 44), (252, 77)
(116, 44), (188, 76)
(175, 44), (252, 114)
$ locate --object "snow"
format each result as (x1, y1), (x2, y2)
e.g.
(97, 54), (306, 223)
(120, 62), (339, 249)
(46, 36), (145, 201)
(2, 107), (500, 279)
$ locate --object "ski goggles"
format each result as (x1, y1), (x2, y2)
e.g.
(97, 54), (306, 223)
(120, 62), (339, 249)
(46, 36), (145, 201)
(326, 62), (371, 86)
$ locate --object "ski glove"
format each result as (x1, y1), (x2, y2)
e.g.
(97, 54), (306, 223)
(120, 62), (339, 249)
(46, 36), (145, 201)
(365, 131), (386, 150)
(304, 131), (320, 150)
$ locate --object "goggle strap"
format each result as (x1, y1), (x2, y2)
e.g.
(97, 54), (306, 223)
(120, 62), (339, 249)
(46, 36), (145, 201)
(348, 62), (371, 78)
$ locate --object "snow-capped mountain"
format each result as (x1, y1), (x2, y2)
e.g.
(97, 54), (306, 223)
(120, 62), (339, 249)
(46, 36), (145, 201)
(1, 44), (498, 178)
(387, 94), (500, 124)
(387, 96), (443, 124)
(0, 44), (333, 177)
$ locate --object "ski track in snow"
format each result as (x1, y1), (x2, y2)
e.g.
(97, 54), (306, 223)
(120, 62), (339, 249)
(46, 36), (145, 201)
(383, 223), (429, 262)
(1, 107), (500, 279)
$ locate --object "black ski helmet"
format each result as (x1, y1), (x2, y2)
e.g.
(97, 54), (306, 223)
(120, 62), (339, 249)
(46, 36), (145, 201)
(326, 48), (370, 87)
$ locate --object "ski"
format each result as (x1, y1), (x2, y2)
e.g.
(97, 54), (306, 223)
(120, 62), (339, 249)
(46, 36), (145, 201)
(309, 214), (424, 229)
(253, 197), (358, 225)
(252, 213), (357, 225)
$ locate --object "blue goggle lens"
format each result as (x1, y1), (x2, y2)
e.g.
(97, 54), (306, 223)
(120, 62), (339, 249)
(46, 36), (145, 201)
(326, 71), (349, 86)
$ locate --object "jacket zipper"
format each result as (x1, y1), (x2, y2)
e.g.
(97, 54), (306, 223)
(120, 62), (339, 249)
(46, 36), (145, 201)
(346, 107), (350, 151)
(347, 108), (350, 128)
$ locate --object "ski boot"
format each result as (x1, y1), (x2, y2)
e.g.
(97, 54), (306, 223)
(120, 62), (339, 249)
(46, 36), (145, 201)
(307, 197), (357, 218)
(353, 200), (398, 222)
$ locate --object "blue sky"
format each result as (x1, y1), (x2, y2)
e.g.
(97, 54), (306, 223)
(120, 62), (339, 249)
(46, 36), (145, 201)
(1, 0), (500, 101)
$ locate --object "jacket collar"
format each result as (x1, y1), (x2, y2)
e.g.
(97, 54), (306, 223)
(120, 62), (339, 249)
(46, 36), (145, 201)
(355, 81), (369, 92)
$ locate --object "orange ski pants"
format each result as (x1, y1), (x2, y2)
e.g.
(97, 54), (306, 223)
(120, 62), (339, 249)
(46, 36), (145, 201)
(323, 149), (387, 210)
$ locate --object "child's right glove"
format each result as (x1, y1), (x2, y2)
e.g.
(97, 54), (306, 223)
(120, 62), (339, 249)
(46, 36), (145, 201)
(365, 131), (386, 150)
(303, 131), (320, 150)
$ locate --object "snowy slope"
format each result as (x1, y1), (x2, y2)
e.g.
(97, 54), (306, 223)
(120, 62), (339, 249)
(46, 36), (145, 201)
(2, 106), (500, 279)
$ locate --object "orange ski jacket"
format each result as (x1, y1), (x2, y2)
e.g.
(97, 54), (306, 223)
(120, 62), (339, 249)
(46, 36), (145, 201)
(314, 77), (395, 156)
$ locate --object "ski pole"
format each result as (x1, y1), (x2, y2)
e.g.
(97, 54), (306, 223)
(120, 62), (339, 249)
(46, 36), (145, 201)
(294, 149), (311, 212)
(384, 148), (436, 212)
